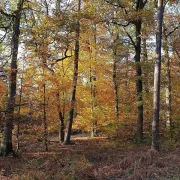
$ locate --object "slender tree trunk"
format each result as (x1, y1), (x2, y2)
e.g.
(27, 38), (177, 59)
(16, 67), (24, 152)
(64, 0), (81, 144)
(2, 0), (24, 155)
(163, 27), (172, 137)
(135, 20), (144, 143)
(89, 28), (97, 137)
(125, 56), (129, 87)
(142, 38), (149, 93)
(113, 50), (119, 121)
(56, 92), (65, 143)
(152, 0), (164, 151)
(90, 72), (97, 137)
(43, 83), (48, 151)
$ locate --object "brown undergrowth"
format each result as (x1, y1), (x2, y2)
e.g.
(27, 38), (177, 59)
(0, 137), (179, 180)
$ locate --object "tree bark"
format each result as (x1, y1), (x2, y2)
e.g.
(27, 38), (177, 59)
(142, 38), (149, 93)
(163, 26), (172, 136)
(135, 19), (144, 143)
(16, 65), (24, 152)
(134, 0), (147, 143)
(64, 0), (81, 144)
(152, 0), (164, 151)
(43, 83), (48, 151)
(56, 92), (65, 143)
(125, 56), (129, 87)
(90, 71), (97, 137)
(2, 0), (24, 155)
(89, 26), (97, 137)
(113, 50), (119, 121)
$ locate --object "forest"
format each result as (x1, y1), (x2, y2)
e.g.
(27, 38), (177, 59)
(0, 0), (180, 179)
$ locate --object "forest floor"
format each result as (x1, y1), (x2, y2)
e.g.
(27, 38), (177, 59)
(0, 135), (180, 180)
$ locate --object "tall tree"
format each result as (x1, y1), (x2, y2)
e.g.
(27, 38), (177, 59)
(163, 25), (172, 135)
(107, 0), (147, 142)
(112, 35), (120, 121)
(124, 0), (147, 143)
(64, 0), (81, 144)
(134, 0), (147, 143)
(162, 13), (179, 136)
(152, 0), (164, 151)
(1, 0), (24, 155)
(89, 25), (98, 137)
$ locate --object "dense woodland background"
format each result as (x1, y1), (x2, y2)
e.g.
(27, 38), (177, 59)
(0, 0), (180, 179)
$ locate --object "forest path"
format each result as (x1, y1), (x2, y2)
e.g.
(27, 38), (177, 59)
(48, 133), (108, 142)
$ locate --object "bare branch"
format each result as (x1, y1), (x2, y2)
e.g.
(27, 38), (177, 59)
(56, 56), (72, 63)
(0, 31), (7, 43)
(124, 29), (136, 49)
(111, 20), (133, 27)
(167, 26), (179, 37)
(56, 48), (72, 63)
(0, 22), (12, 43)
(143, 0), (148, 6)
(43, 63), (55, 73)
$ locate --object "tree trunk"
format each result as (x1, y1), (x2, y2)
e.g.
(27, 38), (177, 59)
(2, 0), (24, 155)
(134, 0), (148, 143)
(113, 50), (119, 121)
(152, 0), (164, 151)
(16, 66), (24, 152)
(90, 72), (97, 137)
(56, 92), (65, 143)
(64, 0), (81, 145)
(135, 19), (144, 143)
(89, 27), (97, 137)
(142, 38), (149, 93)
(125, 56), (129, 87)
(43, 83), (48, 151)
(163, 27), (172, 135)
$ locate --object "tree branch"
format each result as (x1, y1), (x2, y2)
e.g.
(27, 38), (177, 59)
(143, 0), (148, 7)
(167, 26), (179, 37)
(0, 22), (12, 43)
(56, 48), (72, 63)
(124, 29), (136, 49)
(0, 31), (8, 43)
(111, 20), (133, 27)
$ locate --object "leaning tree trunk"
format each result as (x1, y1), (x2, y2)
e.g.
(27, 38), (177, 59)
(64, 0), (81, 145)
(152, 0), (164, 151)
(2, 0), (24, 155)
